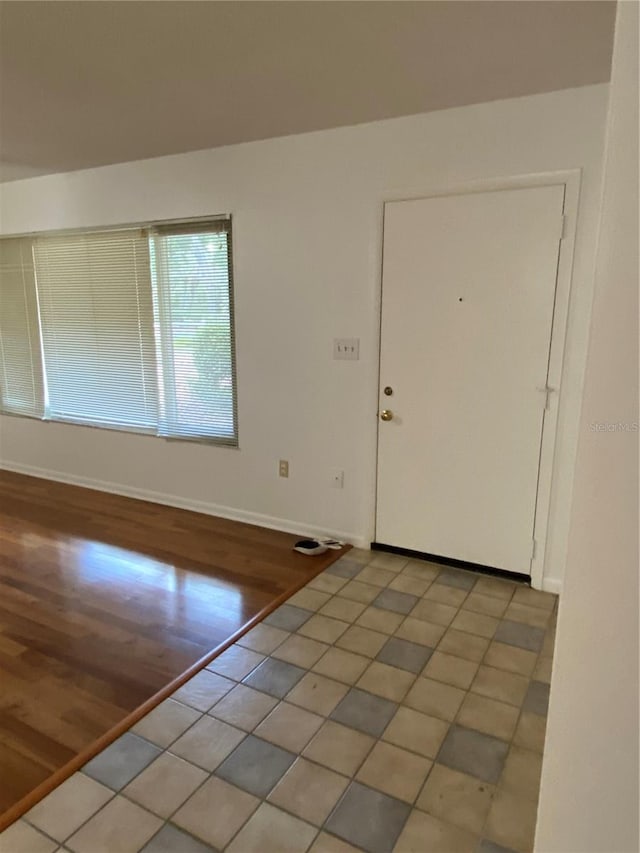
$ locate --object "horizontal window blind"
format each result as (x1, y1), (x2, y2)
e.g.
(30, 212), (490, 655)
(0, 238), (45, 417)
(33, 229), (158, 431)
(0, 217), (236, 445)
(150, 220), (237, 443)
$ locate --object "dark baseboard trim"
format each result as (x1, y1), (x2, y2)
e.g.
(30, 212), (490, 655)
(370, 541), (530, 585)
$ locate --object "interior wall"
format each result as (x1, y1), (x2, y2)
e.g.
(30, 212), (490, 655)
(535, 2), (639, 850)
(0, 85), (608, 589)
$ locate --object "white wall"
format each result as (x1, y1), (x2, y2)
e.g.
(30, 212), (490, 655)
(0, 85), (608, 590)
(535, 3), (639, 850)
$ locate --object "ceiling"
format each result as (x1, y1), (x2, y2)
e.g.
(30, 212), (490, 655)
(0, 1), (616, 182)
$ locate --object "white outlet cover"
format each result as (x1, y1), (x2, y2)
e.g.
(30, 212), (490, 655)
(330, 469), (344, 488)
(333, 338), (360, 360)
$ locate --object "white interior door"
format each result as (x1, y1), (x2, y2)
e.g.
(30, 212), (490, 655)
(376, 185), (565, 575)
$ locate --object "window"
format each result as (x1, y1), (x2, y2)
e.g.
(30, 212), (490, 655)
(34, 228), (158, 431)
(0, 218), (237, 445)
(150, 222), (236, 441)
(0, 238), (45, 419)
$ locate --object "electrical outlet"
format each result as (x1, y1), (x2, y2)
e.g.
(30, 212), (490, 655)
(278, 460), (289, 478)
(333, 338), (360, 360)
(331, 469), (344, 489)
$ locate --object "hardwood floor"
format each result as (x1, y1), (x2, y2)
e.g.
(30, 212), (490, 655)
(0, 470), (346, 820)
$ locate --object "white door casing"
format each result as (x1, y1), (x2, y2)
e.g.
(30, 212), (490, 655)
(375, 184), (566, 576)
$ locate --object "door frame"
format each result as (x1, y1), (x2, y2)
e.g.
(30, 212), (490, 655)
(373, 170), (582, 590)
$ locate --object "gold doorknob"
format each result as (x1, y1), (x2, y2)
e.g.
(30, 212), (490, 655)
(380, 409), (393, 421)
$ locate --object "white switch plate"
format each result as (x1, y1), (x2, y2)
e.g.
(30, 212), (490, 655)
(333, 338), (360, 360)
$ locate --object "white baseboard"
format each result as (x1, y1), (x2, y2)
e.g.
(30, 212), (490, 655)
(541, 577), (563, 595)
(0, 460), (369, 549)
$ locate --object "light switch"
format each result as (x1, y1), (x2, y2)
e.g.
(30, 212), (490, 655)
(333, 338), (360, 360)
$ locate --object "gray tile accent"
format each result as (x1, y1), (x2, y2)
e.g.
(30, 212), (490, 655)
(523, 680), (550, 717)
(326, 558), (363, 579)
(330, 688), (397, 738)
(264, 604), (311, 632)
(375, 638), (433, 674)
(494, 620), (545, 652)
(242, 657), (306, 698)
(435, 568), (477, 590)
(142, 824), (219, 853)
(438, 726), (509, 784)
(372, 589), (418, 615)
(325, 781), (411, 853)
(82, 732), (161, 790)
(476, 840), (519, 853)
(215, 735), (295, 798)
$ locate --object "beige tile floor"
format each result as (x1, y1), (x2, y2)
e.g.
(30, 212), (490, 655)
(1, 550), (557, 853)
